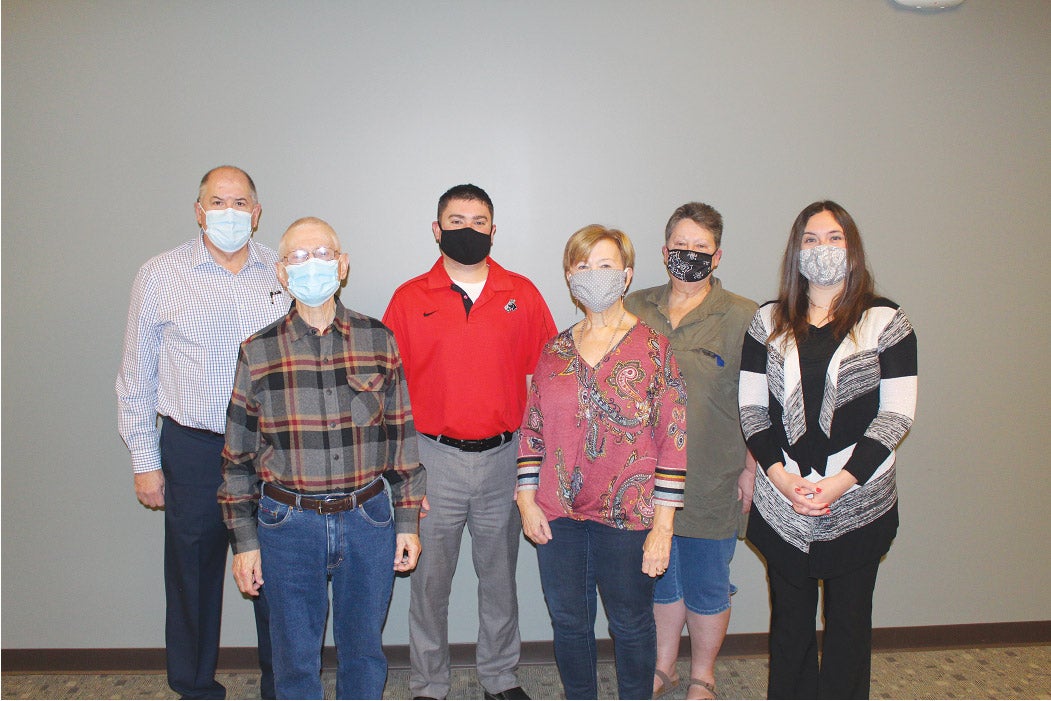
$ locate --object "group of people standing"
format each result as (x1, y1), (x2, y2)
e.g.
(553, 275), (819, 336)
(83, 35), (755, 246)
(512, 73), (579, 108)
(117, 165), (916, 700)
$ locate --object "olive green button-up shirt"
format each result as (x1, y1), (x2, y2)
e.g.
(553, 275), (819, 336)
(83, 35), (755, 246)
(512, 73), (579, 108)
(625, 278), (757, 539)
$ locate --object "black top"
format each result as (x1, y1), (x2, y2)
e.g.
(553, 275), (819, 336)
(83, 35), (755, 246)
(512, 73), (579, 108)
(798, 324), (840, 477)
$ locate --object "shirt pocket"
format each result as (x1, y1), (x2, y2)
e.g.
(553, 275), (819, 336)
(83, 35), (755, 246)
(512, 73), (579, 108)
(346, 372), (386, 425)
(680, 345), (738, 416)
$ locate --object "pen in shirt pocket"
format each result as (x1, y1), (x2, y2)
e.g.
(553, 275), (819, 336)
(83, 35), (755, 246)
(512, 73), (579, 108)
(269, 290), (284, 304)
(699, 348), (725, 367)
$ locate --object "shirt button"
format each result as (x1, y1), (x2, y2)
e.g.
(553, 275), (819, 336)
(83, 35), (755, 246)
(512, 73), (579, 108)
(329, 421), (337, 428)
(333, 454), (340, 461)
(326, 389), (332, 395)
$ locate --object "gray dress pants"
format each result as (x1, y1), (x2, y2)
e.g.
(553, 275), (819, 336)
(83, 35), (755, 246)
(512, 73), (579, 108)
(409, 434), (522, 699)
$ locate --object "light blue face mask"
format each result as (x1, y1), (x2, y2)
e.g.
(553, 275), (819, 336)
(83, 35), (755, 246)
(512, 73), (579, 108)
(202, 206), (253, 253)
(285, 258), (341, 307)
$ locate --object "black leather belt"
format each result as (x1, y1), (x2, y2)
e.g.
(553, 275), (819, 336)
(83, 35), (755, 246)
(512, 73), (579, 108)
(262, 479), (384, 514)
(421, 431), (514, 452)
(164, 416), (223, 439)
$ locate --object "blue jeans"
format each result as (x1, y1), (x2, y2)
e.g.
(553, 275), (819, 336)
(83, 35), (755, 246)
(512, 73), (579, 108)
(536, 517), (656, 700)
(257, 484), (396, 700)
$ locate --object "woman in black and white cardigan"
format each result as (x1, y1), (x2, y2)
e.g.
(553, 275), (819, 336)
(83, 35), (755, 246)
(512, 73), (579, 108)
(739, 201), (917, 700)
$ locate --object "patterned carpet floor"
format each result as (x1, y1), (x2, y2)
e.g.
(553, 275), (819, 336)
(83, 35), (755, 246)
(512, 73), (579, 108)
(3, 645), (1049, 699)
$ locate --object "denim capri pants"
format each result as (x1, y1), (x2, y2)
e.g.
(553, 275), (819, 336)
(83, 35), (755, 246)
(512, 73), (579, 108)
(653, 534), (738, 615)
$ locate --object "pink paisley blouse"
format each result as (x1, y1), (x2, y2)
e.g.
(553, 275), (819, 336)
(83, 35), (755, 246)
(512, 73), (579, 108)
(517, 321), (688, 530)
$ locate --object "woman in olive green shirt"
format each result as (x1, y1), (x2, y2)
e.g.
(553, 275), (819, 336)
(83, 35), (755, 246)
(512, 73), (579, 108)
(624, 202), (757, 700)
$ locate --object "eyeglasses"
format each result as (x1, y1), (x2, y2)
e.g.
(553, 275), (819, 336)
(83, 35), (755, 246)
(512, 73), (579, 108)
(283, 247), (339, 265)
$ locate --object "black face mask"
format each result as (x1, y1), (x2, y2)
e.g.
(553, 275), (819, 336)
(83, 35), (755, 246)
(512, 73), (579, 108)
(439, 227), (492, 265)
(666, 249), (714, 282)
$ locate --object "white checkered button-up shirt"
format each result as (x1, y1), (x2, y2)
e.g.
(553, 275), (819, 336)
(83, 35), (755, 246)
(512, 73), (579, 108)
(116, 235), (291, 474)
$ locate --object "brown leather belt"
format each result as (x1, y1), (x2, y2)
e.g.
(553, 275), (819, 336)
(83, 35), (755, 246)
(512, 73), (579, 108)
(421, 431), (514, 452)
(262, 479), (385, 514)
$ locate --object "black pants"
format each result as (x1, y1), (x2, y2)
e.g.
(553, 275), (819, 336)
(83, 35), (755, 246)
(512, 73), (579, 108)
(161, 417), (274, 699)
(766, 557), (881, 700)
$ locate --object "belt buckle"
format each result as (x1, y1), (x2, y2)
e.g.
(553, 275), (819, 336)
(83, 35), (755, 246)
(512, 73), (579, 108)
(315, 496), (345, 514)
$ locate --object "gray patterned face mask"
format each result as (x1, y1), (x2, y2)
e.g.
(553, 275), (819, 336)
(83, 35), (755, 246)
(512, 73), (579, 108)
(568, 268), (627, 312)
(799, 245), (847, 286)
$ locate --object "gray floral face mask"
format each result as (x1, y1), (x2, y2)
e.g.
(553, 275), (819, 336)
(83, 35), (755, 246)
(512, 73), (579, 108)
(568, 268), (627, 312)
(799, 245), (847, 286)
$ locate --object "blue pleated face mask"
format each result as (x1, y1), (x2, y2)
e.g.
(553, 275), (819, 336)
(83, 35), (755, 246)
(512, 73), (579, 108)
(284, 258), (341, 307)
(202, 206), (253, 253)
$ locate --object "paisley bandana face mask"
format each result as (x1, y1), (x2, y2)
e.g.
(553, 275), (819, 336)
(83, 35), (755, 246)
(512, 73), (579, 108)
(666, 249), (714, 282)
(799, 244), (848, 286)
(568, 268), (627, 312)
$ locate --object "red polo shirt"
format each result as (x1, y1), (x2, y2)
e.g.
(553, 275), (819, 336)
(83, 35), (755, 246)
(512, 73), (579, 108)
(383, 257), (557, 439)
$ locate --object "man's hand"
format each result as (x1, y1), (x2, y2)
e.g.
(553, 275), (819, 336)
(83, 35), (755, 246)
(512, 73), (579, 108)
(134, 470), (165, 509)
(394, 533), (421, 572)
(419, 495), (431, 519)
(232, 550), (264, 597)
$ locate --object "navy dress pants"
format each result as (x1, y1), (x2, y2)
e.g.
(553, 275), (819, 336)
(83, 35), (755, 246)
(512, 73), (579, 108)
(161, 417), (274, 699)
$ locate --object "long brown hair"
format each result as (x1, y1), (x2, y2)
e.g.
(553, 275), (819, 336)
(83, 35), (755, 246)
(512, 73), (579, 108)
(769, 201), (874, 346)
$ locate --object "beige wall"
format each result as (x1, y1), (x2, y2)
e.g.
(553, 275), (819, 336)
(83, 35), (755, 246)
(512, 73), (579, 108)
(3, 0), (1049, 648)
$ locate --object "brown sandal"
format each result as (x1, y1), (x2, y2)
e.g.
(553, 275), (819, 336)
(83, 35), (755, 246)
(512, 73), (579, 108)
(653, 669), (681, 699)
(688, 678), (717, 700)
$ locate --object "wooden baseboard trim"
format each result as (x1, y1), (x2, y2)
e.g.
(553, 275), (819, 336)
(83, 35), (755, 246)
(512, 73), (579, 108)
(4, 620), (1048, 674)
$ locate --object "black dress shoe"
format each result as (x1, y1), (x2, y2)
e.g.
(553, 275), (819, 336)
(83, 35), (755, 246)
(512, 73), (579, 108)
(483, 687), (530, 700)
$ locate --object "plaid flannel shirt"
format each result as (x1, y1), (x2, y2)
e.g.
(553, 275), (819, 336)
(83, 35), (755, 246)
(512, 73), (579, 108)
(219, 300), (425, 553)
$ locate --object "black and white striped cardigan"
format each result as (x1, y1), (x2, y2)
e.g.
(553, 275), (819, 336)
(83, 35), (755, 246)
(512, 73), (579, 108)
(739, 298), (917, 553)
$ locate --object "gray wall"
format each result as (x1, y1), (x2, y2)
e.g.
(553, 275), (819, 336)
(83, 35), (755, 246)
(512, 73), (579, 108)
(3, 1), (1049, 650)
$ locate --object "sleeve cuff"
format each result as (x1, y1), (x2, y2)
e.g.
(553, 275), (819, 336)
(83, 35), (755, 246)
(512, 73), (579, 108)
(131, 451), (162, 474)
(228, 521), (259, 554)
(394, 506), (420, 534)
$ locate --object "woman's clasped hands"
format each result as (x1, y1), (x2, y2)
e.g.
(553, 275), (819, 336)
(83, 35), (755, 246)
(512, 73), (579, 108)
(767, 463), (857, 517)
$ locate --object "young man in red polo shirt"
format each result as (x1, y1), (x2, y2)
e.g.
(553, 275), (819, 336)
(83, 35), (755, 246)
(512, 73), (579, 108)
(383, 184), (556, 701)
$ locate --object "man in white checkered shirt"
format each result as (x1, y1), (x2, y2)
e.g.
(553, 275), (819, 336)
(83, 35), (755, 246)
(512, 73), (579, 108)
(116, 166), (290, 700)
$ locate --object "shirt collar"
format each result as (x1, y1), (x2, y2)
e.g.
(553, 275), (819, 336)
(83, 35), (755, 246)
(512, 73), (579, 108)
(284, 299), (350, 342)
(191, 234), (267, 271)
(424, 256), (512, 291)
(652, 276), (729, 319)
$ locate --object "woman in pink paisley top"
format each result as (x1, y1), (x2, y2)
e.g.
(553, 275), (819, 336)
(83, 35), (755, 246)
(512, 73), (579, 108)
(516, 225), (688, 700)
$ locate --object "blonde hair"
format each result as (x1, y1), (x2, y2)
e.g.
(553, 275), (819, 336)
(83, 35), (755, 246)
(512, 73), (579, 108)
(562, 224), (635, 273)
